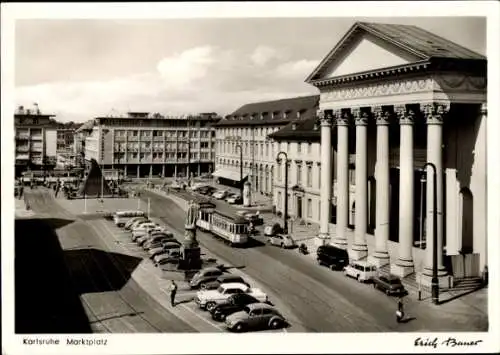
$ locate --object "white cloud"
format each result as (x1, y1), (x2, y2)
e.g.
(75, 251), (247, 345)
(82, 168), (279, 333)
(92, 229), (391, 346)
(250, 45), (283, 66)
(15, 46), (319, 122)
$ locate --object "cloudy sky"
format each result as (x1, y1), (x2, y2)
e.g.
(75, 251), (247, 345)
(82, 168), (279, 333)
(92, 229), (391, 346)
(14, 16), (486, 123)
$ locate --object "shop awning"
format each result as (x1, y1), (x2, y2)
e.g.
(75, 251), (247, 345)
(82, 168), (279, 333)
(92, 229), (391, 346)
(212, 168), (248, 182)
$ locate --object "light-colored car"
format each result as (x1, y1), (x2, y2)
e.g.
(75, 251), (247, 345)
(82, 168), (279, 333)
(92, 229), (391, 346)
(132, 225), (163, 238)
(196, 282), (268, 311)
(124, 217), (148, 230)
(226, 194), (242, 205)
(267, 234), (296, 248)
(225, 303), (286, 332)
(128, 219), (152, 231)
(212, 190), (229, 200)
(264, 223), (283, 237)
(343, 260), (378, 282)
(153, 249), (181, 265)
(132, 222), (158, 232)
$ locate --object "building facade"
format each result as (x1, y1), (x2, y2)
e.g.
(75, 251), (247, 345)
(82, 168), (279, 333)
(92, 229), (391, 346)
(305, 22), (487, 285)
(214, 95), (319, 197)
(14, 105), (58, 176)
(82, 112), (220, 178)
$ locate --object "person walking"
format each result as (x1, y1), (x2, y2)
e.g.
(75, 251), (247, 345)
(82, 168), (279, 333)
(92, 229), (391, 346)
(396, 296), (405, 323)
(169, 280), (178, 307)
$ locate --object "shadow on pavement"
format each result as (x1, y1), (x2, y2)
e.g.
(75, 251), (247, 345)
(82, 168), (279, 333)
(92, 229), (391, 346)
(15, 218), (91, 334)
(241, 237), (266, 248)
(437, 285), (485, 305)
(64, 248), (142, 294)
(400, 316), (417, 324)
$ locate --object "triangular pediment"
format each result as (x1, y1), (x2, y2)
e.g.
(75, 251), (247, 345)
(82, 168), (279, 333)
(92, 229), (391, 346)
(306, 23), (427, 82)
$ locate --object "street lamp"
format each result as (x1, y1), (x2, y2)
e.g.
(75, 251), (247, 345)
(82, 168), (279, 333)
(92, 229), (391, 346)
(422, 162), (439, 305)
(276, 151), (289, 234)
(235, 143), (243, 198)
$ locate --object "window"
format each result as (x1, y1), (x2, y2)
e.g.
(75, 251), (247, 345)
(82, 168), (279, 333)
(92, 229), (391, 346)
(277, 163), (282, 181)
(277, 191), (282, 209)
(307, 199), (312, 218)
(308, 143), (312, 154)
(297, 143), (301, 154)
(318, 165), (321, 188)
(307, 165), (312, 187)
(265, 143), (269, 158)
(297, 165), (302, 184)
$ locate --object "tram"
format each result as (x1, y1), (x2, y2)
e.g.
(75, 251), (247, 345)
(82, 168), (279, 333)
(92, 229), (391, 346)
(196, 205), (249, 247)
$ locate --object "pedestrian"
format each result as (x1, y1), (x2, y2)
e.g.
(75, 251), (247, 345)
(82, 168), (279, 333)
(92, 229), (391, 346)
(169, 280), (178, 307)
(18, 185), (24, 200)
(396, 296), (404, 323)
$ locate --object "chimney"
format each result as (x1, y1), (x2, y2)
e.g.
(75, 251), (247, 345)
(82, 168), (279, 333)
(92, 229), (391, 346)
(18, 106), (25, 114)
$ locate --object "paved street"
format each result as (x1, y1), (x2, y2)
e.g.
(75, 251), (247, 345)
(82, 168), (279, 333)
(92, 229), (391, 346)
(141, 187), (488, 332)
(18, 188), (194, 333)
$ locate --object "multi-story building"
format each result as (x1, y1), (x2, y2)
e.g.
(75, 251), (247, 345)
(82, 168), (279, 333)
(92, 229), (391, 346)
(82, 111), (220, 178)
(14, 105), (58, 176)
(56, 128), (76, 154)
(304, 21), (487, 286)
(213, 95), (319, 196)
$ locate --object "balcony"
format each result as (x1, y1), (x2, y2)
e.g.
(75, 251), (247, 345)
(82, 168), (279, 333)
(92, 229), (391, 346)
(31, 135), (43, 140)
(17, 146), (30, 152)
(114, 136), (126, 142)
(127, 136), (139, 141)
(16, 135), (30, 140)
(153, 135), (164, 141)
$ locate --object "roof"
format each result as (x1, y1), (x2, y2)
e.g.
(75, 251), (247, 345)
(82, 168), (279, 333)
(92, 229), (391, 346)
(269, 117), (321, 141)
(75, 119), (95, 133)
(216, 95), (319, 127)
(307, 21), (486, 83)
(246, 303), (275, 311)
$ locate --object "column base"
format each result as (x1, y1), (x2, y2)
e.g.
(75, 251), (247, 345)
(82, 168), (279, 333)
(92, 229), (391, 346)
(418, 267), (451, 289)
(390, 259), (414, 278)
(315, 233), (330, 247)
(331, 237), (348, 249)
(349, 244), (368, 261)
(368, 251), (390, 267)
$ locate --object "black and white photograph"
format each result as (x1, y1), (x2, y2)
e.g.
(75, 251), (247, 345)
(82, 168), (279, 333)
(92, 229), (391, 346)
(2, 2), (499, 354)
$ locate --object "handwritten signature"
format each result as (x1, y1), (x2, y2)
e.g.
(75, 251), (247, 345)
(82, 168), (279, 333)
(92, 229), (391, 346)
(415, 337), (483, 348)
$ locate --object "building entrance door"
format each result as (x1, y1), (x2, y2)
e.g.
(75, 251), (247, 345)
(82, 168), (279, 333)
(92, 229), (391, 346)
(297, 196), (303, 219)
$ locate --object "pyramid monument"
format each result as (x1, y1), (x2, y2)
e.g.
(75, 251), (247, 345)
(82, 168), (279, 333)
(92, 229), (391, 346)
(77, 159), (112, 197)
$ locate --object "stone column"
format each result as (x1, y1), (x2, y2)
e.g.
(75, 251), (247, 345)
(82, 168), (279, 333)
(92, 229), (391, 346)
(350, 108), (369, 260)
(136, 165), (140, 178)
(174, 164), (177, 178)
(124, 165), (128, 176)
(162, 164), (165, 177)
(422, 103), (449, 286)
(333, 110), (349, 249)
(390, 105), (415, 277)
(370, 106), (391, 267)
(316, 110), (333, 246)
(149, 164), (153, 178)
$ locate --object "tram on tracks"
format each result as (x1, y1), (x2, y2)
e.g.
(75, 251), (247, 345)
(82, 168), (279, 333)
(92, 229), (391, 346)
(194, 199), (249, 247)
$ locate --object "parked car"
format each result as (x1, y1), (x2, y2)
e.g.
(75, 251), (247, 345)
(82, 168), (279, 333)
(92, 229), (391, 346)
(267, 234), (296, 249)
(170, 181), (182, 190)
(198, 186), (217, 195)
(343, 261), (378, 282)
(316, 245), (349, 270)
(113, 210), (146, 227)
(154, 250), (181, 267)
(211, 293), (260, 321)
(264, 223), (283, 236)
(372, 274), (407, 296)
(143, 233), (176, 250)
(196, 282), (268, 311)
(225, 303), (286, 332)
(199, 274), (249, 291)
(128, 219), (152, 231)
(243, 212), (264, 226)
(226, 194), (243, 205)
(132, 222), (159, 233)
(132, 225), (164, 238)
(212, 190), (229, 200)
(148, 241), (181, 259)
(189, 267), (225, 289)
(124, 217), (149, 230)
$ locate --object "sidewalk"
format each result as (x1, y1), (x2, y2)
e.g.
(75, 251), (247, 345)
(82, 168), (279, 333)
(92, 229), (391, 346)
(15, 196), (36, 219)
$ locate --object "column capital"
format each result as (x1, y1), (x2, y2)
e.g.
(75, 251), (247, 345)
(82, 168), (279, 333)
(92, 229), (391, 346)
(394, 105), (416, 125)
(318, 110), (334, 126)
(422, 102), (450, 125)
(373, 106), (391, 126)
(336, 110), (351, 126)
(352, 108), (370, 126)
(480, 102), (487, 116)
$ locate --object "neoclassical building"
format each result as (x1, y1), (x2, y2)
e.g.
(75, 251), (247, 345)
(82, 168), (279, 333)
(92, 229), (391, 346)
(304, 22), (486, 286)
(214, 95), (318, 197)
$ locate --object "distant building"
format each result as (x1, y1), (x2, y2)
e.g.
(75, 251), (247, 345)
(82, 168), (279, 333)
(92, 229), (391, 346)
(82, 112), (220, 178)
(14, 104), (58, 176)
(214, 95), (319, 196)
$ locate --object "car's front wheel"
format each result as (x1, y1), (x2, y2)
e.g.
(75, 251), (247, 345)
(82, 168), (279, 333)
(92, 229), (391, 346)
(269, 318), (282, 329)
(213, 312), (225, 322)
(206, 302), (217, 312)
(199, 283), (208, 290)
(233, 322), (245, 332)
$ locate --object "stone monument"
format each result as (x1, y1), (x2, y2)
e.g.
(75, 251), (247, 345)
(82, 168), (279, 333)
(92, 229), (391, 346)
(178, 200), (202, 270)
(243, 181), (252, 207)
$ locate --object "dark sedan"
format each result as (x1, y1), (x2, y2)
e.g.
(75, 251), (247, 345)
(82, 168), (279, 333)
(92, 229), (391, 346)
(210, 293), (260, 322)
(372, 274), (407, 296)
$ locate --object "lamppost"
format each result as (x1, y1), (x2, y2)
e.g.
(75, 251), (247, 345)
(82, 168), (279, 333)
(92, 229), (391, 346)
(235, 143), (243, 198)
(422, 162), (439, 305)
(276, 151), (289, 234)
